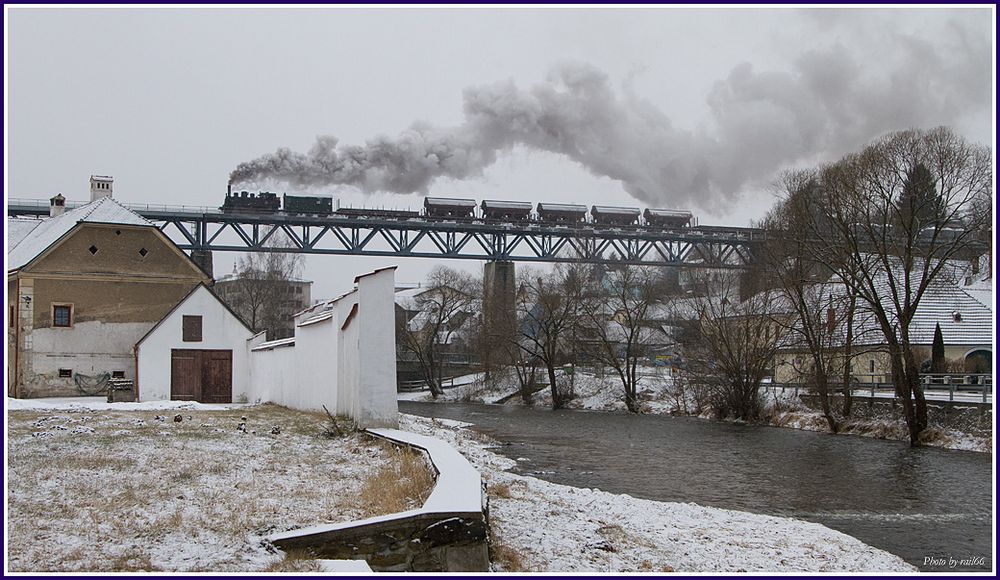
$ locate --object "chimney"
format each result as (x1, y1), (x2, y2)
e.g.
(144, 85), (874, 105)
(89, 175), (113, 201)
(49, 193), (66, 217)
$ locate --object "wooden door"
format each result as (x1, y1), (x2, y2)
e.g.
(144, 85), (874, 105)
(170, 349), (232, 403)
(170, 350), (200, 401)
(201, 350), (233, 404)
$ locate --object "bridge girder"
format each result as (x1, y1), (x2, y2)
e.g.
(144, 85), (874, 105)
(8, 200), (759, 269)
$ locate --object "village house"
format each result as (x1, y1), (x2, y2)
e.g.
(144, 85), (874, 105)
(7, 177), (212, 398)
(772, 271), (993, 385)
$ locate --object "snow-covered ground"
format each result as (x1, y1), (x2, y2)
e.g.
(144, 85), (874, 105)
(403, 368), (992, 453)
(400, 414), (915, 572)
(5, 402), (424, 572)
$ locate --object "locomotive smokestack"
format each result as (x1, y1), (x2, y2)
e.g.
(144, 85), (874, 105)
(227, 183), (232, 196)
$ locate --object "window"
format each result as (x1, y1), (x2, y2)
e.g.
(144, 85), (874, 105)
(53, 304), (72, 327)
(58, 369), (72, 378)
(88, 245), (99, 255)
(112, 371), (125, 378)
(869, 360), (875, 374)
(182, 315), (203, 342)
(295, 286), (302, 294)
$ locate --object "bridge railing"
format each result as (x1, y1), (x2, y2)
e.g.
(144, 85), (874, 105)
(767, 377), (993, 404)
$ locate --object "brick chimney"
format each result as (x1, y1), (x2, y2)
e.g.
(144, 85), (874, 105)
(89, 175), (113, 201)
(49, 193), (66, 217)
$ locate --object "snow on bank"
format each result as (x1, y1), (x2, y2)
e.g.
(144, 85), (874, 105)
(411, 369), (992, 454)
(399, 414), (915, 573)
(5, 396), (246, 412)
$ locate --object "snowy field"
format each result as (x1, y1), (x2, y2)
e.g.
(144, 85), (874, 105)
(402, 369), (992, 453)
(400, 414), (915, 572)
(6, 402), (429, 572)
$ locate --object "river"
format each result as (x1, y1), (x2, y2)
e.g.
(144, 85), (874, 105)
(400, 401), (992, 572)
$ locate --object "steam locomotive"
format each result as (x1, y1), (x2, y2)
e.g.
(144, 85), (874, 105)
(220, 189), (695, 228)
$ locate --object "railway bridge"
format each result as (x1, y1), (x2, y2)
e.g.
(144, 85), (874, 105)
(7, 198), (761, 269)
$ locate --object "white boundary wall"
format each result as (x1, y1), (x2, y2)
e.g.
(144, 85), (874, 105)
(247, 267), (398, 428)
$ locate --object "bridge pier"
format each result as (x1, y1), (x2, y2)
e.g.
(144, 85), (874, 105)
(482, 261), (516, 371)
(190, 249), (214, 278)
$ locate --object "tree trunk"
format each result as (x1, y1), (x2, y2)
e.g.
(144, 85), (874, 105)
(889, 345), (921, 446)
(841, 291), (856, 418)
(814, 370), (838, 433)
(547, 363), (562, 409)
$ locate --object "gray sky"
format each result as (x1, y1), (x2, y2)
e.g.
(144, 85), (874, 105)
(6, 6), (994, 298)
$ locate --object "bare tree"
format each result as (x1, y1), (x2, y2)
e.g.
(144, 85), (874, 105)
(396, 267), (478, 398)
(683, 271), (781, 422)
(579, 264), (659, 413)
(222, 234), (304, 339)
(513, 265), (587, 409)
(800, 127), (992, 445)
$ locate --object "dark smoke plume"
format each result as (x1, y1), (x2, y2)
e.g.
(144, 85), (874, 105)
(230, 16), (988, 211)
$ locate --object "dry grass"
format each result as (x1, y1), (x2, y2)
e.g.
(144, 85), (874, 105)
(358, 440), (436, 517)
(490, 533), (529, 572)
(489, 482), (513, 499)
(262, 550), (323, 572)
(6, 404), (427, 572)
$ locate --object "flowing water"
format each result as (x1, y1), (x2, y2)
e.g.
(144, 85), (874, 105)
(400, 401), (993, 572)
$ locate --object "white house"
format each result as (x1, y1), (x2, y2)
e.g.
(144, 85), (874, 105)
(135, 283), (255, 403)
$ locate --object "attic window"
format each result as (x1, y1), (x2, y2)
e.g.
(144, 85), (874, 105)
(952, 311), (963, 323)
(183, 315), (203, 342)
(115, 230), (122, 236)
(138, 248), (148, 257)
(88, 245), (99, 255)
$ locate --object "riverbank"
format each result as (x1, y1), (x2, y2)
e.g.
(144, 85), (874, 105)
(402, 369), (992, 453)
(400, 413), (915, 572)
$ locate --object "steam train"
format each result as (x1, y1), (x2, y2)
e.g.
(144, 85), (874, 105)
(221, 190), (696, 228)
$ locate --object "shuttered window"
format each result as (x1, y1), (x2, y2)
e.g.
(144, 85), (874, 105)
(182, 315), (203, 342)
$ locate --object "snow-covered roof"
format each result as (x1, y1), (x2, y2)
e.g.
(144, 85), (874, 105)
(7, 197), (153, 271)
(961, 277), (992, 309)
(298, 310), (334, 327)
(7, 217), (44, 249)
(251, 337), (296, 351)
(901, 284), (992, 346)
(778, 275), (993, 349)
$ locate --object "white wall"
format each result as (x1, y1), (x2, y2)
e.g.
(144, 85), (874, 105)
(246, 267), (398, 428)
(136, 286), (253, 402)
(355, 268), (399, 427)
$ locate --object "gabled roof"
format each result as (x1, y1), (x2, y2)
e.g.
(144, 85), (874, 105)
(7, 217), (44, 249)
(777, 275), (993, 350)
(7, 197), (153, 272)
(134, 283), (254, 348)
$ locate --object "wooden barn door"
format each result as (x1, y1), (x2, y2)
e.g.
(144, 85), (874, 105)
(201, 350), (233, 404)
(170, 350), (200, 401)
(170, 349), (232, 403)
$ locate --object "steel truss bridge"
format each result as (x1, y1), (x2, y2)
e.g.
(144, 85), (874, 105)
(8, 199), (760, 268)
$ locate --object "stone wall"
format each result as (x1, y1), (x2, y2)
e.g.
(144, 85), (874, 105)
(268, 427), (491, 572)
(272, 511), (489, 572)
(800, 394), (993, 437)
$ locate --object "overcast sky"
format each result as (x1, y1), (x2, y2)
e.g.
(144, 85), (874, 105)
(6, 6), (994, 298)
